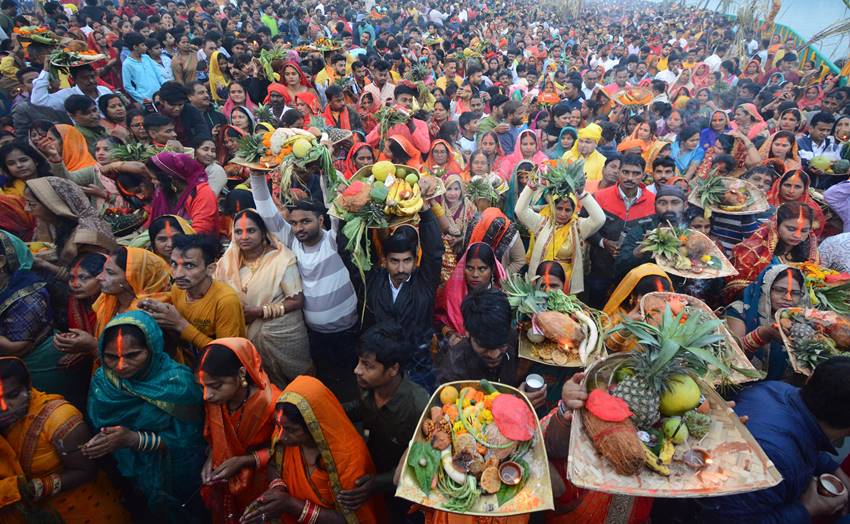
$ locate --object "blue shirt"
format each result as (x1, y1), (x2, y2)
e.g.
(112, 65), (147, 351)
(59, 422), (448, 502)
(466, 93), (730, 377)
(122, 54), (164, 102)
(697, 382), (838, 524)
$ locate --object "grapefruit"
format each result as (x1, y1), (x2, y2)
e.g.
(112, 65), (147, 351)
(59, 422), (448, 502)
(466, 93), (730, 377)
(292, 138), (312, 159)
(659, 374), (701, 416)
(372, 161), (395, 181)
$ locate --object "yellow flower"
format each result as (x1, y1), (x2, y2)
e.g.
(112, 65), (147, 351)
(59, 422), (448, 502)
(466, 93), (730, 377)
(452, 421), (466, 435)
(700, 255), (711, 262)
(478, 409), (494, 424)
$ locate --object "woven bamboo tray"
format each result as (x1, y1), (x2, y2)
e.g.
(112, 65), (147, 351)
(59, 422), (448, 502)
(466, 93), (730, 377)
(775, 307), (847, 377)
(639, 292), (758, 385)
(353, 165), (446, 201)
(517, 313), (607, 368)
(651, 229), (738, 280)
(688, 177), (768, 216)
(567, 353), (782, 497)
(395, 381), (554, 516)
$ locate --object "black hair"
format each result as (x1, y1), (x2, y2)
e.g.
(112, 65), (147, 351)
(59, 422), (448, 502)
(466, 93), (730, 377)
(69, 64), (95, 79)
(200, 343), (250, 381)
(464, 242), (497, 274)
(458, 111), (477, 130)
(143, 112), (172, 131)
(64, 94), (96, 115)
(716, 133), (735, 153)
(171, 233), (219, 265)
(712, 154), (735, 171)
(356, 321), (410, 370)
(324, 84), (343, 100)
(71, 252), (107, 277)
(279, 402), (307, 430)
(744, 165), (779, 182)
(158, 81), (189, 104)
(620, 152), (646, 171)
(775, 201), (815, 262)
(224, 188), (256, 216)
(0, 358), (30, 388)
(388, 139), (411, 164)
(280, 109), (303, 127)
(394, 83), (418, 98)
(191, 134), (214, 149)
(286, 198), (325, 217)
(148, 215), (184, 246)
(633, 274), (672, 298)
(535, 260), (567, 283)
(801, 356), (850, 429)
(124, 31), (146, 50)
(810, 111), (836, 128)
(98, 93), (125, 121)
(233, 209), (270, 241)
(676, 125), (700, 145)
(383, 225), (418, 257)
(461, 288), (512, 349)
(652, 156), (676, 171)
(0, 141), (51, 182)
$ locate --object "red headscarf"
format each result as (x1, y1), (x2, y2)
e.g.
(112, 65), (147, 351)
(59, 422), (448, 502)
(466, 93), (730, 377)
(0, 194), (35, 241)
(294, 92), (320, 116)
(380, 135), (422, 170)
(282, 61), (313, 103)
(797, 85), (824, 111)
(424, 139), (463, 177)
(767, 170), (825, 236)
(264, 83), (289, 104)
(343, 143), (375, 180)
(216, 125), (247, 164)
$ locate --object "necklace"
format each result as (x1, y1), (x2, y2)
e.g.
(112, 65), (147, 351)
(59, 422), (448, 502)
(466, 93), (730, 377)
(240, 248), (268, 292)
(229, 385), (251, 432)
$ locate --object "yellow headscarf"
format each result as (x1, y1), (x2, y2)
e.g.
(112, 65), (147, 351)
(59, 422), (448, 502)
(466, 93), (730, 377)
(208, 50), (229, 103)
(602, 263), (672, 317)
(526, 193), (580, 290)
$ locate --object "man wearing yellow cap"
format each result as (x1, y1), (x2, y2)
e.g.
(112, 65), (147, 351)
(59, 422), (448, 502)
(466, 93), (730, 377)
(561, 123), (607, 183)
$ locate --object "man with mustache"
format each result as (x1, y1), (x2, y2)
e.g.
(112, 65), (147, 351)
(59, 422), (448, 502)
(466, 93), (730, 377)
(139, 233), (245, 365)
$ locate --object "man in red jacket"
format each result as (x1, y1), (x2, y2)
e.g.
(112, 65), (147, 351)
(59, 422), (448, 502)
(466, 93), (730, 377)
(583, 153), (656, 308)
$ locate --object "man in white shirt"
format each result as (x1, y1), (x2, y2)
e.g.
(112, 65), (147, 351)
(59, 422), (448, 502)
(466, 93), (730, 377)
(30, 64), (112, 113)
(704, 44), (726, 73)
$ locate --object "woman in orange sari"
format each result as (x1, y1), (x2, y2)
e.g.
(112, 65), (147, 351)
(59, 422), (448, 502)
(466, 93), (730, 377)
(381, 135), (423, 170)
(766, 169), (825, 236)
(198, 338), (281, 524)
(241, 375), (384, 524)
(0, 357), (130, 523)
(602, 263), (674, 353)
(423, 139), (463, 178)
(754, 131), (802, 172)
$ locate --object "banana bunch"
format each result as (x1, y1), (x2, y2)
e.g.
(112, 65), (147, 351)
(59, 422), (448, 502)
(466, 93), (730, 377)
(641, 442), (671, 476)
(384, 179), (423, 216)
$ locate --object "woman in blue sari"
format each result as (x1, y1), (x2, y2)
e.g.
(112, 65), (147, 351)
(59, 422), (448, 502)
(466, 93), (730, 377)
(0, 230), (88, 410)
(725, 264), (809, 382)
(84, 310), (207, 523)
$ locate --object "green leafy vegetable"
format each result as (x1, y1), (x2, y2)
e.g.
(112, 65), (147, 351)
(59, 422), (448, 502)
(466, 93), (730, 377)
(496, 457), (530, 506)
(407, 442), (441, 495)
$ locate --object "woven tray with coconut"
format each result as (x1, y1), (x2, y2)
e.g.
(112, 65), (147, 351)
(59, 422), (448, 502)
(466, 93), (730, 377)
(231, 128), (317, 171)
(396, 380), (553, 516)
(776, 307), (850, 376)
(638, 226), (737, 279)
(612, 86), (654, 106)
(568, 305), (781, 497)
(690, 176), (768, 218)
(640, 292), (760, 385)
(503, 275), (605, 367)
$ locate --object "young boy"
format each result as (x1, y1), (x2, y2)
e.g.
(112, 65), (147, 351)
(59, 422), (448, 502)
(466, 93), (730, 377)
(457, 111), (480, 156)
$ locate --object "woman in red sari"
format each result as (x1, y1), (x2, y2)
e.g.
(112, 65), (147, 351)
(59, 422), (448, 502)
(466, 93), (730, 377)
(357, 92), (380, 136)
(423, 139), (463, 178)
(86, 27), (121, 90)
(280, 62), (318, 104)
(726, 201), (820, 299)
(198, 338), (281, 524)
(766, 169), (825, 236)
(240, 376), (385, 524)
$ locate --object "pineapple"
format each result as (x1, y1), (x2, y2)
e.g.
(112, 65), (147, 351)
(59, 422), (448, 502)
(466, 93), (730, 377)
(794, 335), (837, 371)
(235, 134), (266, 163)
(405, 62), (430, 83)
(253, 104), (275, 124)
(541, 159), (586, 197)
(111, 142), (159, 162)
(466, 176), (500, 205)
(695, 174), (727, 212)
(639, 227), (689, 268)
(789, 318), (817, 341)
(611, 305), (728, 428)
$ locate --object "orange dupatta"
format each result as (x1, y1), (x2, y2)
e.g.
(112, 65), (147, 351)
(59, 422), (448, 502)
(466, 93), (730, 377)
(55, 124), (97, 171)
(91, 248), (171, 336)
(0, 435), (23, 518)
(274, 376), (384, 524)
(201, 338), (280, 522)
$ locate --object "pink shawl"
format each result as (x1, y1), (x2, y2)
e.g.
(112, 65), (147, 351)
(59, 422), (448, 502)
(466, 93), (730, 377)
(497, 129), (548, 181)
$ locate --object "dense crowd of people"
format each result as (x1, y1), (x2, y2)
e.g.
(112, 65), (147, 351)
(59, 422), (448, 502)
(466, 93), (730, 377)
(0, 0), (850, 522)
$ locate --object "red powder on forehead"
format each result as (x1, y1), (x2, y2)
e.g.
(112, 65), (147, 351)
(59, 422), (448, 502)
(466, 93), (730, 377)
(198, 350), (208, 399)
(655, 278), (666, 292)
(116, 328), (125, 371)
(543, 271), (552, 290)
(0, 379), (6, 411)
(785, 270), (793, 301)
(236, 200), (241, 212)
(796, 205), (806, 236)
(71, 261), (82, 287)
(788, 172), (802, 187)
(239, 214), (250, 240)
(164, 221), (174, 238)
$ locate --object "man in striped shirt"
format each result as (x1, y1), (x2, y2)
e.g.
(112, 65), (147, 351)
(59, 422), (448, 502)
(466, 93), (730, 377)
(250, 174), (360, 406)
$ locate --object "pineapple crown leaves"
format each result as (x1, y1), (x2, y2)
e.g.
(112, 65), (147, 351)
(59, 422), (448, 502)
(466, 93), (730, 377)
(638, 227), (682, 258)
(466, 176), (500, 203)
(539, 159), (586, 199)
(235, 133), (267, 163)
(612, 305), (730, 379)
(253, 104), (275, 124)
(502, 274), (548, 321)
(695, 171), (726, 207)
(110, 143), (159, 162)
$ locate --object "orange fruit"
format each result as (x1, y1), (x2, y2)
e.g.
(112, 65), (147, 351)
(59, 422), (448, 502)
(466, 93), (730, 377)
(439, 386), (459, 405)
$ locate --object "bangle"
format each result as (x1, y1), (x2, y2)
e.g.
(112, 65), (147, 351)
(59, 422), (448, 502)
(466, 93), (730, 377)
(297, 501), (310, 523)
(431, 202), (445, 217)
(298, 500), (319, 524)
(31, 478), (44, 500)
(309, 506), (320, 524)
(45, 474), (61, 496)
(269, 478), (287, 491)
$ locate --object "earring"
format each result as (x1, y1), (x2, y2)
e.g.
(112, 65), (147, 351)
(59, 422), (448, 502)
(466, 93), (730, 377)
(241, 378), (248, 387)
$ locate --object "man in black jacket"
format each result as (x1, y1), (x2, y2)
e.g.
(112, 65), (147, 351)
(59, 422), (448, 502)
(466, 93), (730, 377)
(364, 199), (444, 391)
(155, 81), (210, 146)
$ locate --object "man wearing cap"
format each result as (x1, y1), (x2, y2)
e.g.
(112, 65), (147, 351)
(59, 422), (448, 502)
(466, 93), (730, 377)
(156, 81), (209, 146)
(614, 183), (688, 276)
(561, 123), (607, 182)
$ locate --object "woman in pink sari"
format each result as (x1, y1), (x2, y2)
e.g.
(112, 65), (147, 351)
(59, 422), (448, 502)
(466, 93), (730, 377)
(497, 129), (548, 181)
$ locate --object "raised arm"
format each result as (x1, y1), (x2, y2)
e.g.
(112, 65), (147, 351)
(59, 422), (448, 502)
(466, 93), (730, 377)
(514, 185), (546, 233)
(577, 192), (606, 239)
(249, 172), (294, 246)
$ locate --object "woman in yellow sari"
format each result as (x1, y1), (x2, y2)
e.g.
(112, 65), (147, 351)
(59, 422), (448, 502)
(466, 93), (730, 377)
(214, 210), (311, 387)
(602, 263), (673, 352)
(0, 357), (130, 523)
(241, 376), (385, 524)
(514, 177), (605, 294)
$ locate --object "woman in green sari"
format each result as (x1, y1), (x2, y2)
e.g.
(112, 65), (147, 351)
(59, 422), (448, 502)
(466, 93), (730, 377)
(0, 230), (89, 410)
(84, 310), (207, 523)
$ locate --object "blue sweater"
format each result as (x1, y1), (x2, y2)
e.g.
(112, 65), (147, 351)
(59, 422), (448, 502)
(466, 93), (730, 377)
(122, 54), (164, 102)
(697, 382), (838, 524)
